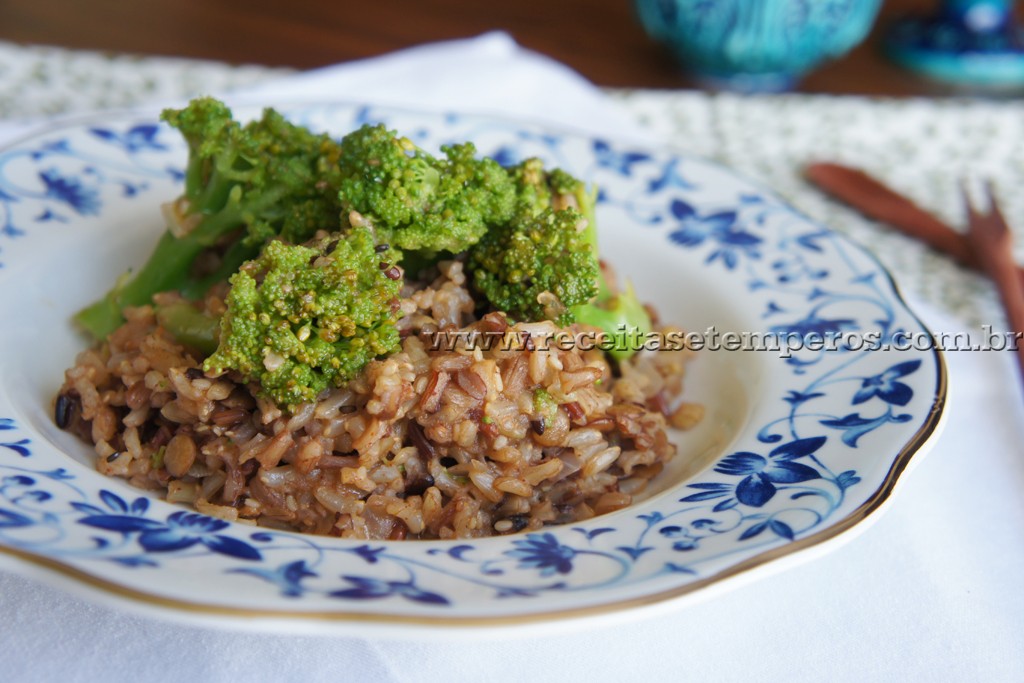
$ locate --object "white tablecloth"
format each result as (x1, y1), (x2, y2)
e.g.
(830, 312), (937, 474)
(1, 32), (1022, 683)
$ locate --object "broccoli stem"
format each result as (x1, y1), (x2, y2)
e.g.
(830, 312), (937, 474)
(578, 205), (614, 303)
(72, 297), (122, 343)
(573, 281), (652, 362)
(74, 230), (209, 339)
(155, 302), (220, 355)
(75, 98), (344, 342)
(74, 188), (257, 340)
(179, 239), (261, 301)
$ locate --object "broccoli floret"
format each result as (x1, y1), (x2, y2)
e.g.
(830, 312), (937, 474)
(337, 124), (516, 253)
(467, 208), (599, 326)
(525, 163), (650, 359)
(511, 160), (596, 228)
(467, 159), (603, 326)
(532, 388), (558, 421)
(508, 158), (555, 217)
(75, 97), (344, 340)
(476, 160), (651, 358)
(202, 227), (402, 407)
(509, 159), (605, 291)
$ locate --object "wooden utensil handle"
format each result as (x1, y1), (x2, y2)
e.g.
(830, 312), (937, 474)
(805, 162), (1024, 289)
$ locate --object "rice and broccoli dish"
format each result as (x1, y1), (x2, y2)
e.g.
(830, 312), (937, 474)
(55, 98), (703, 540)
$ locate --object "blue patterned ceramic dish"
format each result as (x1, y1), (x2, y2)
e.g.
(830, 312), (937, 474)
(634, 0), (883, 91)
(886, 0), (1024, 86)
(0, 103), (945, 634)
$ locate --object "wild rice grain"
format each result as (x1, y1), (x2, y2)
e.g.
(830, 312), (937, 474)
(403, 473), (435, 497)
(564, 401), (586, 424)
(54, 393), (76, 429)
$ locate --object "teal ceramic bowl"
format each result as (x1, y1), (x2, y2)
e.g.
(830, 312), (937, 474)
(635, 0), (883, 91)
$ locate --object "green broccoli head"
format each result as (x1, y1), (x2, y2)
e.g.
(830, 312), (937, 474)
(75, 98), (346, 341)
(509, 159), (594, 215)
(337, 124), (516, 253)
(496, 160), (650, 358)
(509, 160), (601, 270)
(467, 208), (599, 326)
(163, 98), (345, 248)
(508, 158), (555, 217)
(203, 227), (402, 407)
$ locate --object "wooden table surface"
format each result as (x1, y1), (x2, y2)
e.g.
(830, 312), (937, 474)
(0, 0), (1018, 97)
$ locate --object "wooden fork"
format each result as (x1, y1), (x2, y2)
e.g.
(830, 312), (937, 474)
(963, 181), (1024, 392)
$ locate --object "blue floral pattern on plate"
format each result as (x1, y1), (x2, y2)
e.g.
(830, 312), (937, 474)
(0, 103), (945, 629)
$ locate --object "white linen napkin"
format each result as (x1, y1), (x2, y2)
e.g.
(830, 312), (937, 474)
(230, 31), (653, 145)
(1, 31), (1022, 683)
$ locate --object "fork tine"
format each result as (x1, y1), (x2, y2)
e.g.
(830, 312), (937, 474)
(967, 178), (993, 214)
(984, 180), (1009, 229)
(964, 178), (1010, 245)
(960, 178), (985, 228)
(963, 179), (1024, 394)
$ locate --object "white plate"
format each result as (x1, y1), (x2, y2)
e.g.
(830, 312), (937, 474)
(0, 103), (946, 636)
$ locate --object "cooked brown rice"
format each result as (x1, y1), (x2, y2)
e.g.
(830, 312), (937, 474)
(57, 260), (700, 540)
